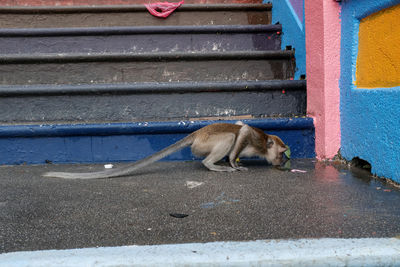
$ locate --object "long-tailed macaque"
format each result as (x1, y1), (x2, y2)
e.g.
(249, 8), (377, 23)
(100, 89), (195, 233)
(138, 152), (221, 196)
(43, 122), (287, 179)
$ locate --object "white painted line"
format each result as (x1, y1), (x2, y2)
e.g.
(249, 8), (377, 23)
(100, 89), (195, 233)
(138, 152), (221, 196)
(1, 238), (400, 267)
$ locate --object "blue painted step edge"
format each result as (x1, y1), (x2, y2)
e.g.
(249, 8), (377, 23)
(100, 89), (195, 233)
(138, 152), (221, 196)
(0, 118), (315, 165)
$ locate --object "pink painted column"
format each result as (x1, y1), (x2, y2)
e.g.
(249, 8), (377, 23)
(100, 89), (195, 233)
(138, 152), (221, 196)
(305, 0), (341, 159)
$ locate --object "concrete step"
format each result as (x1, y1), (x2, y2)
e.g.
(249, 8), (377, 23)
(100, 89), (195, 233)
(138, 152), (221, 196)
(0, 51), (295, 85)
(0, 118), (315, 165)
(0, 80), (306, 124)
(0, 4), (271, 28)
(0, 25), (282, 54)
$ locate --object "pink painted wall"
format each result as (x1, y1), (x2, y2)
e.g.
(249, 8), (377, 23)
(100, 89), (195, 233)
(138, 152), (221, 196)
(305, 0), (341, 159)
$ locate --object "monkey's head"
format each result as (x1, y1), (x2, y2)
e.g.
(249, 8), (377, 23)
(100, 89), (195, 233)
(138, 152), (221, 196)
(265, 135), (287, 165)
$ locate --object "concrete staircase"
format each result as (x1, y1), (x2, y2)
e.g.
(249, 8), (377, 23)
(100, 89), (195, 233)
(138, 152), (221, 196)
(0, 3), (314, 164)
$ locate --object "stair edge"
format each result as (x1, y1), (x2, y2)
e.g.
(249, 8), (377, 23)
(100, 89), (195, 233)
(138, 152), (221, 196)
(0, 118), (314, 138)
(0, 24), (282, 36)
(0, 80), (305, 96)
(0, 50), (294, 64)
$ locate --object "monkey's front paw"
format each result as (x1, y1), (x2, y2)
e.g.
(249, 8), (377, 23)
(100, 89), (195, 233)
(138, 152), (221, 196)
(235, 166), (248, 171)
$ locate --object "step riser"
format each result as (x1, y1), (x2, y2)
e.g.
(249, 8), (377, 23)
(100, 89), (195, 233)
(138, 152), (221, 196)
(0, 32), (281, 54)
(0, 59), (295, 85)
(0, 90), (305, 124)
(0, 119), (315, 165)
(0, 80), (306, 123)
(0, 5), (271, 28)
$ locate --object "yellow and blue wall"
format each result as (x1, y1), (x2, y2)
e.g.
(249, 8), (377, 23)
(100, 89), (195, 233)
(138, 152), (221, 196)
(302, 0), (400, 183)
(340, 0), (400, 183)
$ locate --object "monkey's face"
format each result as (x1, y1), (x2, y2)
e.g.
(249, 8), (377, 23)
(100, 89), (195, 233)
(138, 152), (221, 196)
(265, 135), (287, 165)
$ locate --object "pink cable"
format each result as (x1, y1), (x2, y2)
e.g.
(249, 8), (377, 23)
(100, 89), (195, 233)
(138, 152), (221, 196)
(145, 1), (184, 18)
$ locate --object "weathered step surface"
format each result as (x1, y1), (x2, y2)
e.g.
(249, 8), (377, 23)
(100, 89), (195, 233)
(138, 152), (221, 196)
(0, 25), (282, 54)
(0, 51), (295, 85)
(0, 80), (306, 124)
(0, 4), (271, 28)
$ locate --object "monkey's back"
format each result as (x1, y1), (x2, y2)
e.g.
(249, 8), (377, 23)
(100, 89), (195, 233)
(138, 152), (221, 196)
(193, 123), (242, 139)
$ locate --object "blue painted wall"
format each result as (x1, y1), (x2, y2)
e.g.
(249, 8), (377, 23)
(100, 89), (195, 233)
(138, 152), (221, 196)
(340, 0), (400, 183)
(0, 119), (315, 165)
(268, 0), (305, 79)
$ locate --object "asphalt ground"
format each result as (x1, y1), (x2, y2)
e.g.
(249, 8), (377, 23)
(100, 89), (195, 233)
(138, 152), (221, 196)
(1, 159), (400, 253)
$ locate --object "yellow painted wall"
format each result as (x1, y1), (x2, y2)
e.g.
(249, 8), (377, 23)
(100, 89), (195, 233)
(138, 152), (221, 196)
(356, 4), (400, 88)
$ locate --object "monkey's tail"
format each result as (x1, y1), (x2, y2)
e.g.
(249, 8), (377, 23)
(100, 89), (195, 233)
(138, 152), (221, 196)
(43, 134), (195, 179)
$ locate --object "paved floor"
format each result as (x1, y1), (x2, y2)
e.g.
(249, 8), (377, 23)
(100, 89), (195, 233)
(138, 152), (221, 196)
(1, 159), (400, 253)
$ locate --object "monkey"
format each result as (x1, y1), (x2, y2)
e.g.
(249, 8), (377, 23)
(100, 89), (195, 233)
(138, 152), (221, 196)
(43, 122), (288, 179)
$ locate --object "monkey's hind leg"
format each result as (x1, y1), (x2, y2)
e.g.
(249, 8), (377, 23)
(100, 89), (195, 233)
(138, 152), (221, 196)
(201, 134), (237, 172)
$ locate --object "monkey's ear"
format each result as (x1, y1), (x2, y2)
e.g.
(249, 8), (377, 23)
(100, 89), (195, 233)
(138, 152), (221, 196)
(266, 137), (274, 148)
(278, 145), (287, 153)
